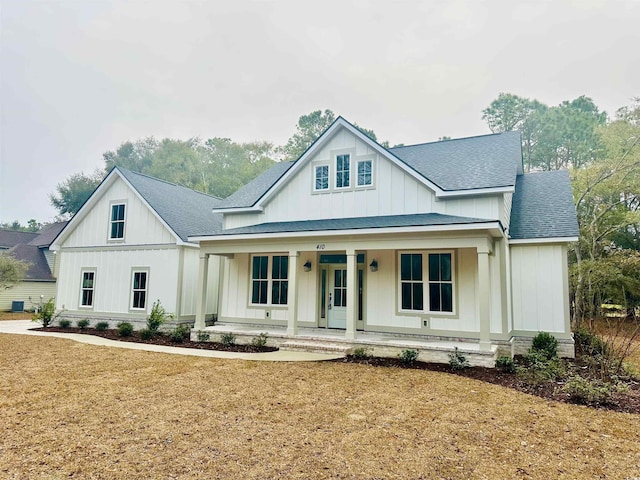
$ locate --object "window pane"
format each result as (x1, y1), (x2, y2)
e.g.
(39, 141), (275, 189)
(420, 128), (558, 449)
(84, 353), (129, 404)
(412, 254), (422, 281)
(83, 273), (93, 288)
(357, 160), (372, 186)
(401, 283), (411, 310)
(252, 281), (260, 304)
(315, 165), (328, 190)
(259, 281), (267, 304)
(272, 257), (280, 279)
(441, 254), (452, 282)
(280, 281), (288, 304)
(82, 290), (92, 306)
(138, 273), (146, 289)
(260, 257), (268, 279)
(429, 254), (440, 281)
(442, 283), (453, 312)
(413, 283), (424, 310)
(401, 254), (411, 281)
(429, 283), (441, 312)
(272, 282), (280, 304)
(335, 289), (342, 307)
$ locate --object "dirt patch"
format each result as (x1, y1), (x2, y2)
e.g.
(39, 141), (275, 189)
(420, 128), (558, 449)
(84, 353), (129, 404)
(31, 326), (278, 353)
(1, 334), (640, 480)
(0, 312), (32, 320)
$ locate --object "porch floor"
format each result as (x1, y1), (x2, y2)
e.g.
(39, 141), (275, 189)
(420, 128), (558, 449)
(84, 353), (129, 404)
(197, 323), (500, 368)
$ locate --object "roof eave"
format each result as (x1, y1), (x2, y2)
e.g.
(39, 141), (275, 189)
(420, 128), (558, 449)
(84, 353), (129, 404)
(211, 206), (265, 214)
(436, 185), (515, 198)
(189, 221), (503, 243)
(509, 236), (579, 245)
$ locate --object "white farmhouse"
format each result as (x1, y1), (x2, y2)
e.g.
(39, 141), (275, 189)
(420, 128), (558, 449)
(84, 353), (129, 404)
(50, 168), (222, 327)
(189, 117), (578, 364)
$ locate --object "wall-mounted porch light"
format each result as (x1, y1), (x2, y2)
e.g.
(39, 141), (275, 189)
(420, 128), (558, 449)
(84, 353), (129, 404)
(369, 259), (378, 272)
(303, 260), (312, 272)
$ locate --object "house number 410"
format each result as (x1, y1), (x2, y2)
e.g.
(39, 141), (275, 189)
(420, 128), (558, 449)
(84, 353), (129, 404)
(316, 244), (325, 250)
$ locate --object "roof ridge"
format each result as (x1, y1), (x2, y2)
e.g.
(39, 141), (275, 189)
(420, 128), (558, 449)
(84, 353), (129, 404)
(116, 166), (222, 200)
(390, 131), (518, 150)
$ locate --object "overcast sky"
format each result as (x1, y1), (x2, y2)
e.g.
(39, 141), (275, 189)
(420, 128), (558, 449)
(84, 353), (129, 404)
(1, 0), (638, 225)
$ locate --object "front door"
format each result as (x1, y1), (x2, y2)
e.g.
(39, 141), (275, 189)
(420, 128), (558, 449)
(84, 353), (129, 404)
(328, 267), (347, 329)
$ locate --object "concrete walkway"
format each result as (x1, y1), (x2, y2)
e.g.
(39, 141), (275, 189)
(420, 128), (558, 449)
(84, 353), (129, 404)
(0, 320), (342, 362)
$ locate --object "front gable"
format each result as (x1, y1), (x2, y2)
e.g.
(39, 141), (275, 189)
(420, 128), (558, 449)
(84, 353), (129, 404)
(221, 120), (507, 231)
(52, 171), (180, 249)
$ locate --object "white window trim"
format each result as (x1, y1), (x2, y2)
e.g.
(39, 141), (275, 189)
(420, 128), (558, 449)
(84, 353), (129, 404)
(130, 268), (149, 312)
(108, 201), (127, 242)
(249, 254), (289, 307)
(79, 269), (96, 309)
(355, 157), (375, 188)
(335, 153), (351, 190)
(397, 250), (456, 316)
(313, 163), (330, 192)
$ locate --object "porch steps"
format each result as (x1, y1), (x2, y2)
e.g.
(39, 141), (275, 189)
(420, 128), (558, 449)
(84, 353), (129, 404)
(280, 340), (352, 356)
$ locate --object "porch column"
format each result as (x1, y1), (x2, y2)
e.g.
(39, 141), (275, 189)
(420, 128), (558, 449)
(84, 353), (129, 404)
(345, 250), (357, 340)
(477, 248), (491, 351)
(194, 253), (209, 330)
(287, 252), (299, 336)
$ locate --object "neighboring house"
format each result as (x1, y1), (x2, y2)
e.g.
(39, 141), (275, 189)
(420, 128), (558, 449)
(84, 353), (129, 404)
(0, 222), (67, 311)
(188, 117), (579, 360)
(50, 167), (222, 327)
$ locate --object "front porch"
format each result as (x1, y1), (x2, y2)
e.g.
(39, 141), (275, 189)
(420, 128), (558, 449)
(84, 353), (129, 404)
(191, 322), (501, 367)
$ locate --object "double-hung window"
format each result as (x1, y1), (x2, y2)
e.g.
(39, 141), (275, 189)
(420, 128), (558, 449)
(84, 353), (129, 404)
(314, 165), (329, 191)
(131, 270), (148, 310)
(336, 154), (350, 188)
(357, 159), (372, 186)
(399, 252), (454, 314)
(110, 203), (126, 240)
(80, 271), (95, 308)
(251, 255), (289, 305)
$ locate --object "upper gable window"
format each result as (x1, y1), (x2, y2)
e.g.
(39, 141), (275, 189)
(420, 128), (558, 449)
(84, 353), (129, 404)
(314, 165), (329, 191)
(357, 159), (372, 187)
(110, 203), (126, 240)
(336, 154), (350, 188)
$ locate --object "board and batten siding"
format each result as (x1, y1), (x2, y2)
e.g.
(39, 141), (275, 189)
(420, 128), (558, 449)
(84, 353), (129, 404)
(180, 248), (220, 317)
(510, 244), (570, 334)
(219, 253), (316, 326)
(0, 281), (57, 311)
(224, 128), (503, 231)
(56, 248), (180, 315)
(63, 177), (176, 248)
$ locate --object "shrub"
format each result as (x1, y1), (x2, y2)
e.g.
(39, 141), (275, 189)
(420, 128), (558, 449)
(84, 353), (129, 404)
(77, 318), (90, 330)
(31, 298), (58, 327)
(495, 355), (516, 373)
(352, 346), (372, 360)
(448, 347), (470, 370)
(517, 350), (565, 384)
(197, 331), (210, 343)
(59, 319), (71, 329)
(251, 332), (269, 348)
(574, 327), (607, 357)
(117, 322), (133, 337)
(95, 321), (109, 331)
(220, 333), (236, 346)
(531, 331), (558, 360)
(140, 328), (155, 340)
(562, 375), (614, 405)
(170, 324), (191, 343)
(398, 349), (419, 366)
(146, 300), (172, 332)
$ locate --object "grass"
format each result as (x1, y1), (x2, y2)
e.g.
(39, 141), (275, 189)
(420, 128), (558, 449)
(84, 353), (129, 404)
(1, 334), (640, 479)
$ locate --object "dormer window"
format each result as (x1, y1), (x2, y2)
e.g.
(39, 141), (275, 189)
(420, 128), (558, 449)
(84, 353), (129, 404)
(314, 165), (329, 191)
(357, 159), (372, 186)
(336, 154), (350, 188)
(110, 203), (126, 240)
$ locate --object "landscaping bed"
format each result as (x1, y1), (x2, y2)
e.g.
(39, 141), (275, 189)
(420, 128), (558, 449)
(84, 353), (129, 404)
(31, 326), (278, 353)
(336, 354), (640, 414)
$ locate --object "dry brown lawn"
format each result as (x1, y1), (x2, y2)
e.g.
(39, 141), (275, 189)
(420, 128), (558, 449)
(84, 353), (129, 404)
(2, 334), (640, 480)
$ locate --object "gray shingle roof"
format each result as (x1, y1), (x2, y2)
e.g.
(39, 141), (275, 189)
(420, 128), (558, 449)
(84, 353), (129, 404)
(215, 212), (495, 236)
(0, 230), (38, 249)
(28, 222), (68, 247)
(7, 244), (54, 281)
(116, 167), (224, 243)
(214, 161), (294, 209)
(389, 131), (523, 191)
(509, 170), (579, 240)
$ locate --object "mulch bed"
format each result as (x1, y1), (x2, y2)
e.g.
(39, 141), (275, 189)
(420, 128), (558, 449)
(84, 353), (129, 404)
(336, 355), (640, 414)
(31, 326), (278, 353)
